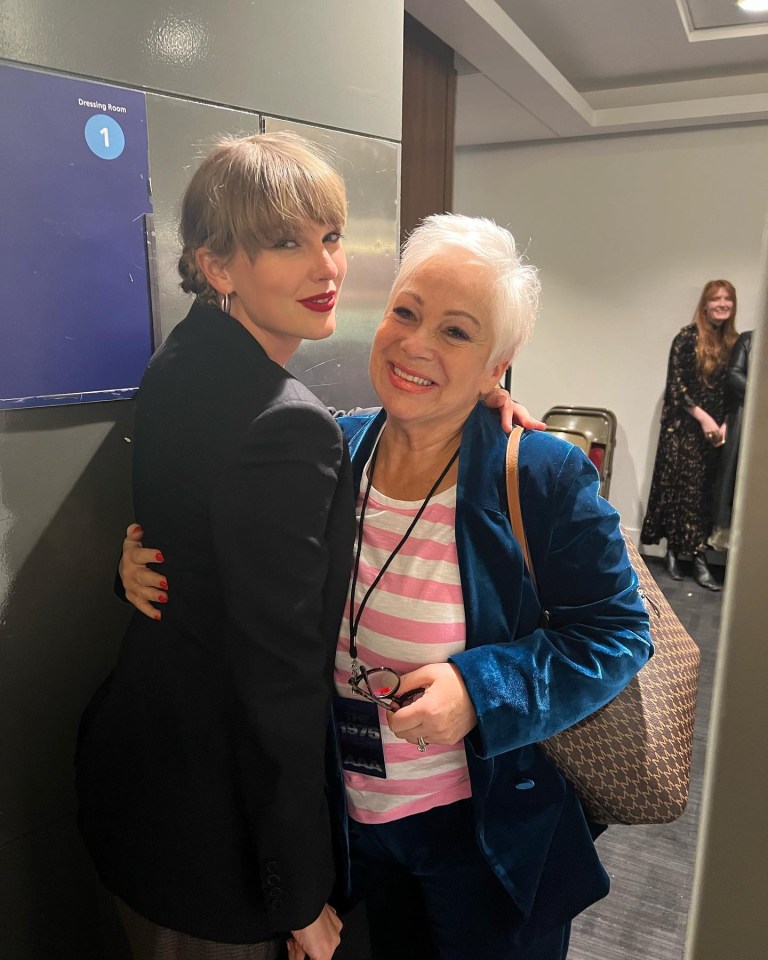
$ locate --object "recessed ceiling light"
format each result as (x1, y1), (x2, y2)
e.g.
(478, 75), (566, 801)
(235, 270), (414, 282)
(737, 0), (768, 13)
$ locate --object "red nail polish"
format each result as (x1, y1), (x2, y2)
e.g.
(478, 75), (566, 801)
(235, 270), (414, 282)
(154, 613), (162, 621)
(155, 552), (165, 563)
(157, 594), (168, 604)
(159, 580), (169, 591)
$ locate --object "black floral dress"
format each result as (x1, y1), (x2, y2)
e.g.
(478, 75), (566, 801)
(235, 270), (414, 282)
(641, 324), (726, 555)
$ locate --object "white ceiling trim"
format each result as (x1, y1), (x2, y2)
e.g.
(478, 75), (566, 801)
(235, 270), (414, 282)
(675, 0), (768, 41)
(593, 91), (768, 128)
(406, 0), (768, 143)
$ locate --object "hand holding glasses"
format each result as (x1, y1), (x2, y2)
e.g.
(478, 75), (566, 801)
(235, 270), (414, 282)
(348, 665), (425, 713)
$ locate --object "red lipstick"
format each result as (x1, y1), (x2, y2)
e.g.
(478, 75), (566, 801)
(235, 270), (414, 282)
(298, 292), (337, 313)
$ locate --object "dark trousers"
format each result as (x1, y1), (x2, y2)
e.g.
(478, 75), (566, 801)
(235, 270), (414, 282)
(349, 799), (570, 960)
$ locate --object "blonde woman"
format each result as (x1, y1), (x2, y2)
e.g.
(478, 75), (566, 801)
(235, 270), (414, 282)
(76, 133), (353, 960)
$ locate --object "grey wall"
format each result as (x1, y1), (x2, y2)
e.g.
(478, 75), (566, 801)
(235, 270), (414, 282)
(454, 124), (768, 545)
(0, 0), (402, 142)
(0, 2), (404, 957)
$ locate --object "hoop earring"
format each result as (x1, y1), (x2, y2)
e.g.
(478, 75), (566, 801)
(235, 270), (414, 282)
(220, 292), (232, 315)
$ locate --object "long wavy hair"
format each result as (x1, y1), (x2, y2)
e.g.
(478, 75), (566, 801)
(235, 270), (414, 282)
(692, 280), (738, 386)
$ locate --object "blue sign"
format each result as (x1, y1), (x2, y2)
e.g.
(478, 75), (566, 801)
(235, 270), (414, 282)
(0, 63), (154, 409)
(84, 114), (126, 160)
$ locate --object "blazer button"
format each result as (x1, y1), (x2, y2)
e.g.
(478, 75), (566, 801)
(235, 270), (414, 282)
(266, 860), (277, 872)
(267, 874), (281, 886)
(515, 778), (535, 790)
(271, 899), (285, 911)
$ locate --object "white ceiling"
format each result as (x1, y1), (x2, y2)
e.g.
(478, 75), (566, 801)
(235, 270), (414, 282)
(405, 0), (768, 145)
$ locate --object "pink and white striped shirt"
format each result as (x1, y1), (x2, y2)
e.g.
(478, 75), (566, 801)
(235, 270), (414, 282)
(334, 463), (471, 824)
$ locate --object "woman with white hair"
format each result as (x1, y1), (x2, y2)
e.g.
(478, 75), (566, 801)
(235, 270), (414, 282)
(122, 213), (652, 959)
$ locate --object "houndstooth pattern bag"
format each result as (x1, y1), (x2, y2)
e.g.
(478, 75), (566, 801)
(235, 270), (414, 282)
(506, 428), (701, 825)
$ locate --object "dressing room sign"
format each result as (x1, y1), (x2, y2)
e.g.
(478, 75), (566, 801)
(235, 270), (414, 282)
(0, 63), (154, 409)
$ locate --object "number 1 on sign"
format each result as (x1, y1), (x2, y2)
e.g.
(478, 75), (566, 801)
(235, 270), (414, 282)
(84, 113), (125, 160)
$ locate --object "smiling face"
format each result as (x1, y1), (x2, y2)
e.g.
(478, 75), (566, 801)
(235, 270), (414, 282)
(369, 250), (509, 437)
(198, 220), (347, 365)
(703, 285), (734, 327)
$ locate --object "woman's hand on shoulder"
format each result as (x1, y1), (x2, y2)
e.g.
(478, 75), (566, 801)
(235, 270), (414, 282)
(481, 388), (545, 434)
(289, 903), (342, 960)
(387, 663), (477, 747)
(119, 523), (168, 620)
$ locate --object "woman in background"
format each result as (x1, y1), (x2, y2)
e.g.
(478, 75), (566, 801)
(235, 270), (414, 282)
(710, 328), (754, 551)
(641, 280), (738, 590)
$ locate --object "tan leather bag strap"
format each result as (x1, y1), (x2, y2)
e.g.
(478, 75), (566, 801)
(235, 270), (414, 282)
(505, 426), (539, 594)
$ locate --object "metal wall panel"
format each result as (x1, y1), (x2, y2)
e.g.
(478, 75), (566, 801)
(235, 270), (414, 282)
(0, 0), (403, 141)
(266, 117), (401, 410)
(144, 94), (263, 341)
(0, 401), (135, 867)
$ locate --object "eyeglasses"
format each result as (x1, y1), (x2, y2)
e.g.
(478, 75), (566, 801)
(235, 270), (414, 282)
(348, 665), (424, 712)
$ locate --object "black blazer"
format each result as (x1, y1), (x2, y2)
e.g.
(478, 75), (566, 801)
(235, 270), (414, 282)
(713, 330), (753, 532)
(76, 300), (355, 942)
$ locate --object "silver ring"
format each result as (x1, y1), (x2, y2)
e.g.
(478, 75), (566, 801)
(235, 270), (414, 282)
(417, 737), (428, 752)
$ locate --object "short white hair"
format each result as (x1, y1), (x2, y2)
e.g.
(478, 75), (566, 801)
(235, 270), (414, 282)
(397, 213), (540, 366)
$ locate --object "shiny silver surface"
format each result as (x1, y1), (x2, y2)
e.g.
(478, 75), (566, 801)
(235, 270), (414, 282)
(266, 117), (401, 410)
(144, 93), (262, 341)
(0, 0), (402, 140)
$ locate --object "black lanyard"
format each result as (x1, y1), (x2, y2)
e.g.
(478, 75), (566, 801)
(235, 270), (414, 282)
(348, 437), (461, 666)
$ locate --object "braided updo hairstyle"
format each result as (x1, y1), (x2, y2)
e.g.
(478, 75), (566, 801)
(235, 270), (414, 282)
(177, 132), (348, 305)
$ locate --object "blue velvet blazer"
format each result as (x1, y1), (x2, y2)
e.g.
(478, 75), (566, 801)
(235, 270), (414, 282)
(337, 403), (652, 933)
